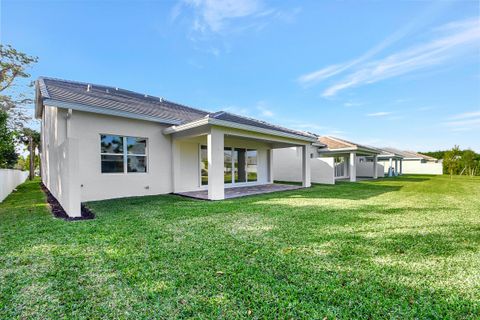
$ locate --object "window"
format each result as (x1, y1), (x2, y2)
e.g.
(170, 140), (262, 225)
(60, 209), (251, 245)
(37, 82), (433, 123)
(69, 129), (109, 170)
(246, 149), (257, 182)
(200, 146), (258, 185)
(200, 145), (208, 185)
(101, 134), (147, 173)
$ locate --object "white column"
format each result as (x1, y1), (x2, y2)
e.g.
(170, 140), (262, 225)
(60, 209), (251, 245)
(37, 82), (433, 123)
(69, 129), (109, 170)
(389, 157), (393, 177)
(207, 127), (224, 200)
(400, 159), (403, 175)
(349, 152), (356, 182)
(394, 159), (398, 175)
(301, 145), (311, 187)
(373, 155), (378, 179)
(268, 149), (274, 183)
(171, 139), (180, 192)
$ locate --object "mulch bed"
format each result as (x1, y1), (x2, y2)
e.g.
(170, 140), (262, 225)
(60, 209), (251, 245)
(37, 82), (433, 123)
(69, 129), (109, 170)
(40, 183), (95, 221)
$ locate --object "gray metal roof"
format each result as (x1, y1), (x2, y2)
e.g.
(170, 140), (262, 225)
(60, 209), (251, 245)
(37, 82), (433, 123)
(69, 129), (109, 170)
(208, 111), (316, 139)
(37, 77), (315, 139)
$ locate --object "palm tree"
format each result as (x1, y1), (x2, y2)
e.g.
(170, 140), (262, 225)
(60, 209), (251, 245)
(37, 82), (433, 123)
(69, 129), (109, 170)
(18, 128), (40, 180)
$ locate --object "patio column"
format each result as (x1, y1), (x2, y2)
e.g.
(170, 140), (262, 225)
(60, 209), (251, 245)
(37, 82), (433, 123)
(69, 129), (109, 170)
(268, 149), (274, 183)
(349, 152), (356, 182)
(373, 155), (378, 179)
(400, 159), (403, 175)
(301, 145), (311, 187)
(395, 159), (398, 176)
(207, 127), (224, 200)
(389, 157), (393, 177)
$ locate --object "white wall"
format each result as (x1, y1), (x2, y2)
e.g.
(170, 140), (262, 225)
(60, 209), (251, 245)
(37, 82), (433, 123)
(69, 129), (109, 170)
(273, 147), (334, 184)
(402, 160), (443, 175)
(356, 160), (384, 178)
(0, 169), (28, 202)
(378, 159), (442, 175)
(70, 111), (173, 202)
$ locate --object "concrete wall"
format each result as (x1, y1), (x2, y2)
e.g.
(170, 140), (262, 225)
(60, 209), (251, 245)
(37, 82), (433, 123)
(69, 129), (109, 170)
(0, 169), (28, 202)
(273, 147), (334, 184)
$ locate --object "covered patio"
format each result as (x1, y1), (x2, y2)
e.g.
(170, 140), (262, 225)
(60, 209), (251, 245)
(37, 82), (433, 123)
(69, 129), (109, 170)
(176, 183), (302, 200)
(316, 136), (381, 182)
(163, 112), (317, 200)
(377, 149), (404, 176)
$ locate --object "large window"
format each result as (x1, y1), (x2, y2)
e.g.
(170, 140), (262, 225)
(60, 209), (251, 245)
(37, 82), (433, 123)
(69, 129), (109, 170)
(200, 145), (257, 185)
(101, 134), (147, 173)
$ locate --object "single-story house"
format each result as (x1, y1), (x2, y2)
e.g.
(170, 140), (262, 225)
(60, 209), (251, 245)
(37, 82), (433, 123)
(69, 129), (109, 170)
(273, 136), (384, 184)
(377, 148), (405, 176)
(316, 136), (383, 182)
(35, 77), (317, 217)
(379, 147), (442, 175)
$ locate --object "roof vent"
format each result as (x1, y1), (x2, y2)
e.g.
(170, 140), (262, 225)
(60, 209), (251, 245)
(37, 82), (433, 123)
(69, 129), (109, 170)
(144, 94), (148, 97)
(160, 97), (164, 102)
(106, 89), (109, 93)
(87, 84), (91, 92)
(115, 87), (118, 91)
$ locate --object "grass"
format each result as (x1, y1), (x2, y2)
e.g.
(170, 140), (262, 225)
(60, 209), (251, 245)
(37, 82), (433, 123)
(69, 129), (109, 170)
(1, 175), (479, 319)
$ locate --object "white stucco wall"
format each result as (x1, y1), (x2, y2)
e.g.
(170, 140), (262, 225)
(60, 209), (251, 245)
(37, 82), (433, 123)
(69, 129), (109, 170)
(356, 160), (384, 178)
(273, 147), (334, 184)
(401, 160), (443, 175)
(378, 159), (442, 175)
(69, 111), (173, 202)
(0, 169), (28, 202)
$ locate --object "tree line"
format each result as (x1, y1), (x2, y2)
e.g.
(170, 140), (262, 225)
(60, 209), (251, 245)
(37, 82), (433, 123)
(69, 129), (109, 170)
(421, 147), (480, 177)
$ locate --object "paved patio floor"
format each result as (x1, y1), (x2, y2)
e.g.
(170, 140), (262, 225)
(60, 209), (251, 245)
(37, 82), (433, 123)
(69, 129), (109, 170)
(176, 183), (303, 200)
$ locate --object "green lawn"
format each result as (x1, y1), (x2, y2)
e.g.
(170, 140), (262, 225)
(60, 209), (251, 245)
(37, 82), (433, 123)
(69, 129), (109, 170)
(1, 176), (479, 319)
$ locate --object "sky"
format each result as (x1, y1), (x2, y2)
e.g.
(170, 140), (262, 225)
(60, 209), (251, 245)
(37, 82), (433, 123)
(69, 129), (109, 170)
(2, 0), (479, 152)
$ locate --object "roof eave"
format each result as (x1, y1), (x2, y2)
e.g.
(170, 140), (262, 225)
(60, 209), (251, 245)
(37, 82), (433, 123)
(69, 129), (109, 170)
(43, 98), (182, 125)
(163, 118), (317, 142)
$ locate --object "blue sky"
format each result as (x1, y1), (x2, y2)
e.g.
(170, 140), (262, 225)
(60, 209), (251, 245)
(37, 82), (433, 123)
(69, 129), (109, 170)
(2, 0), (479, 151)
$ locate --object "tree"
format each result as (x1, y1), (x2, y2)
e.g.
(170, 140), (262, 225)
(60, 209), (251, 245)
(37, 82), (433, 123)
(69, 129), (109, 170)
(443, 145), (461, 179)
(0, 44), (38, 129)
(0, 110), (18, 168)
(18, 128), (40, 180)
(462, 149), (477, 177)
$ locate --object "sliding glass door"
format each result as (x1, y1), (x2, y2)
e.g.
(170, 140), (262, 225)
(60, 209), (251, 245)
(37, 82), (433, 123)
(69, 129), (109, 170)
(200, 145), (258, 186)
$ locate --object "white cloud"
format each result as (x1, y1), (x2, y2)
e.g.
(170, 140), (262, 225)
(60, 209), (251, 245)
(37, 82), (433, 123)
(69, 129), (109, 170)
(449, 110), (480, 120)
(367, 112), (392, 117)
(256, 101), (274, 117)
(298, 17), (480, 97)
(320, 18), (480, 97)
(444, 110), (480, 131)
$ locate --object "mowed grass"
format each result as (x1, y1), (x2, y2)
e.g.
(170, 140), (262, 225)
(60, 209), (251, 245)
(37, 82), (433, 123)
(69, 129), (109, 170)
(1, 176), (479, 319)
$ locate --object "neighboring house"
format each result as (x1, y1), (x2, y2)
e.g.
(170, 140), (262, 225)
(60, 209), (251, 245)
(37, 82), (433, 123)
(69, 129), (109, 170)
(379, 147), (442, 175)
(317, 136), (383, 182)
(273, 136), (383, 184)
(377, 149), (405, 176)
(35, 77), (317, 217)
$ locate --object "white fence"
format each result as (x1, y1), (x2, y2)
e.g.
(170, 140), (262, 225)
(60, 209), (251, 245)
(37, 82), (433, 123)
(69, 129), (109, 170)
(402, 161), (443, 175)
(0, 169), (29, 202)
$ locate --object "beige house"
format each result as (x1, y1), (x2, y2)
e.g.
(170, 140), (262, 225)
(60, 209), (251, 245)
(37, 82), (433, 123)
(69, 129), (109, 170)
(36, 77), (317, 217)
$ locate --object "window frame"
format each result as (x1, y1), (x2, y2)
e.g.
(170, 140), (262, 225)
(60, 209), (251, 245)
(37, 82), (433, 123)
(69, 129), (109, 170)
(100, 134), (148, 174)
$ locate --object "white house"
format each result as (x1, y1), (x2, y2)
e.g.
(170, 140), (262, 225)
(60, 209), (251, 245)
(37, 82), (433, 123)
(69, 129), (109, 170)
(35, 77), (317, 217)
(379, 147), (442, 175)
(317, 136), (383, 182)
(273, 136), (384, 184)
(377, 149), (405, 176)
